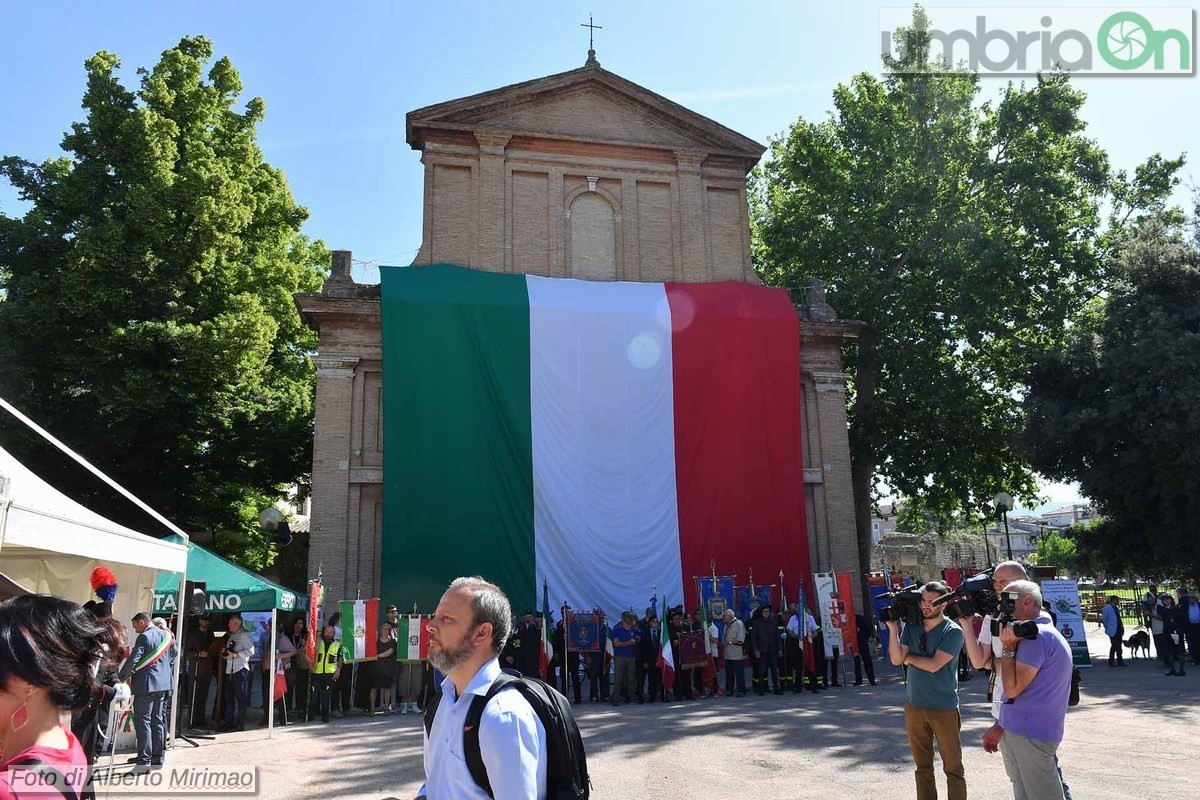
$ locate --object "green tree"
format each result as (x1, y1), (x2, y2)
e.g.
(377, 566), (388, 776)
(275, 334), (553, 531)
(751, 10), (1181, 593)
(1023, 211), (1200, 583)
(1032, 531), (1079, 575)
(0, 37), (327, 571)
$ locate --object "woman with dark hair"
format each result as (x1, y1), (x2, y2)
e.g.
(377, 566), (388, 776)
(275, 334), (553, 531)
(288, 618), (311, 720)
(0, 594), (123, 797)
(71, 616), (129, 764)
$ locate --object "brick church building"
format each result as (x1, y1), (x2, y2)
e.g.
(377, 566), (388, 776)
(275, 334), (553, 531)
(296, 52), (864, 610)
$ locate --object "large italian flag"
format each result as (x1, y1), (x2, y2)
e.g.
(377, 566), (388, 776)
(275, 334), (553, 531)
(381, 264), (809, 613)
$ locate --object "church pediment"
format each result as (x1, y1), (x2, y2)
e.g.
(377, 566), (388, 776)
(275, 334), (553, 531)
(407, 64), (765, 160)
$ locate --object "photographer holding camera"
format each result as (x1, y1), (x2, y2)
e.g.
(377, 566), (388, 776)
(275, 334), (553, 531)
(884, 581), (966, 800)
(992, 580), (1073, 800)
(957, 561), (1025, 740)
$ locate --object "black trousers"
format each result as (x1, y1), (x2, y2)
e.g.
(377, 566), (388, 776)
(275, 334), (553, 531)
(310, 674), (333, 721)
(724, 658), (746, 694)
(1108, 634), (1125, 664)
(854, 652), (876, 684)
(825, 646), (842, 686)
(646, 662), (663, 700)
(674, 667), (694, 699)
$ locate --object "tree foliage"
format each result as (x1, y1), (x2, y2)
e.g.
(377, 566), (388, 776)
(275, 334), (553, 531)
(750, 10), (1182, 583)
(1032, 530), (1080, 575)
(0, 37), (327, 570)
(1023, 211), (1200, 583)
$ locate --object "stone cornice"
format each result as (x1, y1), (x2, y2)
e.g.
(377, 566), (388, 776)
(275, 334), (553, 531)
(407, 64), (765, 159)
(295, 293), (381, 333)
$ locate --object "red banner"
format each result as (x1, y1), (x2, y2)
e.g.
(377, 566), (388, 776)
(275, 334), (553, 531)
(835, 572), (859, 655)
(305, 580), (320, 662)
(678, 631), (707, 669)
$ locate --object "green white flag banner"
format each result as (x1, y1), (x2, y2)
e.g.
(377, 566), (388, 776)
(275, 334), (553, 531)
(339, 598), (378, 662)
(396, 615), (430, 661)
(380, 264), (810, 613)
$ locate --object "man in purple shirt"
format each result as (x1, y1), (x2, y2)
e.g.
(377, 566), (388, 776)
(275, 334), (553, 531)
(995, 580), (1073, 800)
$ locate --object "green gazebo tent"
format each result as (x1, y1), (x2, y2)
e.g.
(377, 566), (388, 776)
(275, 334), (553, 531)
(153, 534), (306, 614)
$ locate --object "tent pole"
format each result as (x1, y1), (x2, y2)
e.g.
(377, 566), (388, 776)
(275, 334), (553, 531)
(0, 496), (11, 554)
(168, 558), (188, 748)
(268, 608), (277, 739)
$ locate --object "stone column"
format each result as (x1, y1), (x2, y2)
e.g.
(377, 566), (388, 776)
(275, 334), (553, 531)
(474, 131), (512, 270)
(674, 149), (708, 282)
(812, 369), (865, 606)
(308, 355), (359, 608)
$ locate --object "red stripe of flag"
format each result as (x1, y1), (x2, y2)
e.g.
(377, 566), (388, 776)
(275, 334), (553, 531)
(666, 282), (810, 611)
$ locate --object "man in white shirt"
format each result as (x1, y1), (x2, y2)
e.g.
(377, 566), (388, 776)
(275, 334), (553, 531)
(959, 562), (1026, 739)
(219, 614), (255, 732)
(419, 576), (547, 800)
(787, 606), (821, 693)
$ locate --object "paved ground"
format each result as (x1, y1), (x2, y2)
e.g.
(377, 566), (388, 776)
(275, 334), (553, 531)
(117, 628), (1195, 799)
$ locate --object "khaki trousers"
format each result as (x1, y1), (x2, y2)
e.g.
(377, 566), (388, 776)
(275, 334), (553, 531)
(904, 702), (966, 800)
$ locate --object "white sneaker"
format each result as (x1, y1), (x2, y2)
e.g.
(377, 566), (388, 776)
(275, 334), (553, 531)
(409, 702), (421, 713)
(400, 704), (408, 715)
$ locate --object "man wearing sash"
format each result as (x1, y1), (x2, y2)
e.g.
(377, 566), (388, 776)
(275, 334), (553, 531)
(118, 611), (177, 772)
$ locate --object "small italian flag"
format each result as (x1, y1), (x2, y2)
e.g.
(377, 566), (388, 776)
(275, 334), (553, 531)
(658, 596), (675, 693)
(397, 616), (430, 661)
(340, 598), (379, 662)
(540, 581), (553, 682)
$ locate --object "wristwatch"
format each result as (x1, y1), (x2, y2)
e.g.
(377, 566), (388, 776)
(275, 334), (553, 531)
(1001, 648), (1017, 659)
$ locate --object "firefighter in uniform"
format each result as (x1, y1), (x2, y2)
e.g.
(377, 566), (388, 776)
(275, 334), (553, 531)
(779, 604), (796, 692)
(310, 625), (341, 723)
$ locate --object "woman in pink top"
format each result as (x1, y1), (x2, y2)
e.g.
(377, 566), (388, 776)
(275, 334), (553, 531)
(0, 594), (125, 799)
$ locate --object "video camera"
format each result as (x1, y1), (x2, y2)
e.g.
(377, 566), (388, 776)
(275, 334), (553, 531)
(993, 590), (1040, 641)
(936, 568), (999, 620)
(877, 585), (924, 627)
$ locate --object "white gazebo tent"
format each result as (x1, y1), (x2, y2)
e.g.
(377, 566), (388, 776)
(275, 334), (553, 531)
(0, 443), (188, 619)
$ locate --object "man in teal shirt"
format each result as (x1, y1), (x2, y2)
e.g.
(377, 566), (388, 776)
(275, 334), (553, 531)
(886, 581), (966, 800)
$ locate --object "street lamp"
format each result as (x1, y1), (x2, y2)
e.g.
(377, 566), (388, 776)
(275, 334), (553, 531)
(993, 491), (1014, 561)
(258, 507), (284, 567)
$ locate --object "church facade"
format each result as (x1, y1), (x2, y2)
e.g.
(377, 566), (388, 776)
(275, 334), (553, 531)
(296, 56), (865, 609)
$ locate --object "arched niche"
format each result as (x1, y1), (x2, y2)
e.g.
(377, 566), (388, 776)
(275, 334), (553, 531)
(566, 189), (618, 281)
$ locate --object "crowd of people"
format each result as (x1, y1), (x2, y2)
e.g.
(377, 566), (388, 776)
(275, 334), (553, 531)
(0, 559), (1140, 800)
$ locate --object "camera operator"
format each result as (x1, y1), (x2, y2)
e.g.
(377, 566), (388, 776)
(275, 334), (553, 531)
(885, 581), (966, 800)
(957, 561), (1025, 742)
(992, 580), (1073, 800)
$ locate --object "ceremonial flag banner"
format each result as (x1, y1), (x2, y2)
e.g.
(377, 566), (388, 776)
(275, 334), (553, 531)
(835, 572), (859, 656)
(305, 581), (320, 663)
(381, 265), (810, 612)
(658, 597), (675, 693)
(398, 616), (430, 661)
(697, 576), (735, 639)
(814, 573), (842, 658)
(340, 599), (379, 662)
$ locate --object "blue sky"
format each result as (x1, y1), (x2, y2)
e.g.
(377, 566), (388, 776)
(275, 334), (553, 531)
(2, 1), (1195, 511)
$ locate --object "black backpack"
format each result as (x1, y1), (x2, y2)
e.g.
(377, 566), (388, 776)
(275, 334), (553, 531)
(423, 670), (590, 799)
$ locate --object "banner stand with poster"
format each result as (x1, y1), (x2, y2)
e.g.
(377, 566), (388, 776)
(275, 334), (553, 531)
(1041, 579), (1093, 667)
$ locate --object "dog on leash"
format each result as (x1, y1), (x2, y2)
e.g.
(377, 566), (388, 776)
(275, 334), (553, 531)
(1124, 629), (1151, 659)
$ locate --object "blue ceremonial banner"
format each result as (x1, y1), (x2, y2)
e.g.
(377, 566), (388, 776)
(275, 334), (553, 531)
(735, 585), (775, 620)
(566, 611), (602, 652)
(696, 576), (736, 639)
